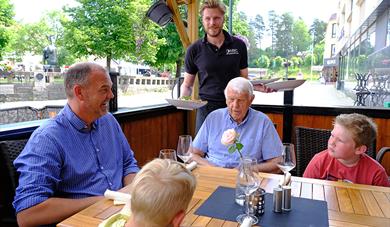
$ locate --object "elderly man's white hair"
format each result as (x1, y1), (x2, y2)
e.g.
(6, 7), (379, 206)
(224, 77), (254, 97)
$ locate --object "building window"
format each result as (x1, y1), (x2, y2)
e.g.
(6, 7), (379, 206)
(332, 23), (337, 38)
(331, 44), (336, 56)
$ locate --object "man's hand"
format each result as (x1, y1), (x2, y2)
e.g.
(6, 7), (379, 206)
(189, 149), (216, 167)
(253, 83), (276, 93)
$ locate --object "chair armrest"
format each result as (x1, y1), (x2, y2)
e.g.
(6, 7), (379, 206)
(376, 147), (390, 163)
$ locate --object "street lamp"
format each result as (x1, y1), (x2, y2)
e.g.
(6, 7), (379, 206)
(283, 61), (291, 80)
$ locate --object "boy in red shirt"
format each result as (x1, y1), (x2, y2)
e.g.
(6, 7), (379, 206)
(303, 113), (389, 187)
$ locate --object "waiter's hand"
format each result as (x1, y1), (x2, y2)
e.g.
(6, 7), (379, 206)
(253, 83), (276, 93)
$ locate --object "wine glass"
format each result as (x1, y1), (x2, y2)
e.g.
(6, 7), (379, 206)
(236, 159), (260, 224)
(177, 135), (192, 164)
(277, 143), (296, 185)
(159, 149), (177, 161)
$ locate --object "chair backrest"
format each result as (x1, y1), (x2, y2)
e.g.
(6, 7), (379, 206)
(376, 147), (390, 176)
(295, 126), (377, 177)
(295, 127), (331, 177)
(0, 139), (27, 225)
(0, 139), (28, 190)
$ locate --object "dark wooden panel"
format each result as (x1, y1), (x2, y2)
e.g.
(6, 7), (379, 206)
(120, 111), (185, 166)
(265, 113), (283, 140)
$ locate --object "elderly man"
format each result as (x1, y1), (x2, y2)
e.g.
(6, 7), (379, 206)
(13, 62), (140, 226)
(191, 77), (282, 173)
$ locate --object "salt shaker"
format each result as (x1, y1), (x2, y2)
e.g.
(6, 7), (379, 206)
(273, 187), (282, 213)
(282, 185), (292, 211)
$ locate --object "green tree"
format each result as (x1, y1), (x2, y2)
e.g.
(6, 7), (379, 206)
(272, 56), (284, 69)
(62, 0), (164, 70)
(257, 55), (270, 68)
(247, 29), (261, 67)
(151, 23), (183, 78)
(291, 18), (310, 55)
(6, 21), (51, 60)
(309, 19), (327, 46)
(267, 10), (278, 57)
(275, 13), (294, 58)
(250, 14), (265, 48)
(0, 0), (14, 59)
(313, 40), (324, 65)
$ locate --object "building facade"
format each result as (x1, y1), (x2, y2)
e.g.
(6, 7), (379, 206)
(324, 0), (390, 107)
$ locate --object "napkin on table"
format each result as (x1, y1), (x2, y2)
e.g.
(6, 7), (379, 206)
(104, 189), (131, 205)
(185, 161), (197, 171)
(240, 216), (254, 227)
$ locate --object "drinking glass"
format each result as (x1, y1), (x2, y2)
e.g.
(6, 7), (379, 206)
(277, 143), (296, 185)
(236, 158), (260, 224)
(159, 149), (177, 161)
(177, 135), (192, 164)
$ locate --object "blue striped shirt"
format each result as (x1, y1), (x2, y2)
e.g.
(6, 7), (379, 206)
(193, 107), (283, 168)
(13, 104), (139, 213)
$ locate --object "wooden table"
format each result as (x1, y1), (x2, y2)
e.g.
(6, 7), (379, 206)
(58, 166), (390, 227)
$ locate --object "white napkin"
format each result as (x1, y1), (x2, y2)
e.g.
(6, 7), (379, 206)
(104, 189), (131, 205)
(240, 216), (254, 227)
(186, 161), (197, 171)
(279, 172), (292, 187)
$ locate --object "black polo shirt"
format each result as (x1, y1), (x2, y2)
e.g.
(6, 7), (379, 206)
(185, 30), (248, 102)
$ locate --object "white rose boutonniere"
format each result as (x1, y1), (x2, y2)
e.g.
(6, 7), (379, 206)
(221, 129), (243, 159)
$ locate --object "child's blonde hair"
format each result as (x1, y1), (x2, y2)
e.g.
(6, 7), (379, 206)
(335, 113), (377, 148)
(130, 159), (196, 227)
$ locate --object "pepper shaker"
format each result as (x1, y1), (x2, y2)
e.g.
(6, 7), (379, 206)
(273, 187), (282, 213)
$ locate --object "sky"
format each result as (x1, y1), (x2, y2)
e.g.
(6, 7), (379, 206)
(237, 0), (339, 25)
(11, 0), (339, 24)
(11, 0), (78, 23)
(10, 0), (339, 48)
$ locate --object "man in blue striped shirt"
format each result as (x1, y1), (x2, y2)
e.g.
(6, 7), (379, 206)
(13, 62), (140, 226)
(191, 77), (283, 172)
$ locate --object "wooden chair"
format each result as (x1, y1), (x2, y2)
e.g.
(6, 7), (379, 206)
(0, 139), (28, 226)
(295, 126), (377, 177)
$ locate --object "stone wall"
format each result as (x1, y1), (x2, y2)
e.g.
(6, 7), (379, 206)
(0, 83), (66, 102)
(0, 106), (63, 124)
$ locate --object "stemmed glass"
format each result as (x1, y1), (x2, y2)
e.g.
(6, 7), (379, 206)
(159, 149), (177, 161)
(176, 135), (192, 164)
(236, 159), (260, 224)
(276, 143), (296, 185)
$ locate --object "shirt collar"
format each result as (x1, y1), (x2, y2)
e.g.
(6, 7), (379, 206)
(202, 29), (233, 45)
(225, 107), (252, 126)
(63, 104), (98, 132)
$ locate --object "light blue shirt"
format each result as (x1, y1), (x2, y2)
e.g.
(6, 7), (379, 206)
(193, 107), (282, 168)
(13, 104), (140, 213)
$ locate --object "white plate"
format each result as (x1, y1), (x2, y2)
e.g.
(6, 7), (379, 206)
(166, 99), (207, 110)
(266, 79), (306, 91)
(250, 78), (280, 85)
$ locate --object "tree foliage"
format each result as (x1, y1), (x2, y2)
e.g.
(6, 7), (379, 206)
(291, 18), (310, 55)
(274, 13), (294, 58)
(0, 0), (14, 59)
(62, 0), (164, 69)
(249, 14), (265, 48)
(309, 19), (327, 46)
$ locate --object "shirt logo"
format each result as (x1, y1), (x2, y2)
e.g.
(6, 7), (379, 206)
(226, 49), (239, 55)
